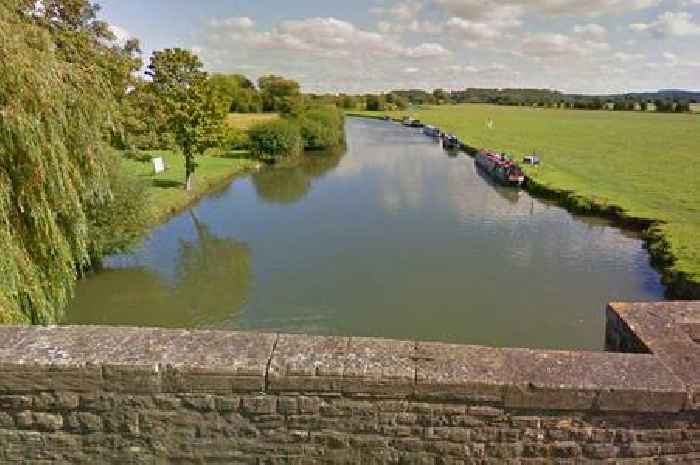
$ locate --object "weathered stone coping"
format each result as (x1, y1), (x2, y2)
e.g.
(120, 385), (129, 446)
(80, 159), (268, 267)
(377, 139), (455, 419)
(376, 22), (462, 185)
(1, 302), (699, 415)
(607, 301), (700, 409)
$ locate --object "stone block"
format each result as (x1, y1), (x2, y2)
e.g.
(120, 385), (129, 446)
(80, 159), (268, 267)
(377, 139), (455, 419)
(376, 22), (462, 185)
(15, 412), (64, 432)
(241, 396), (277, 415)
(65, 412), (102, 433)
(414, 342), (516, 402)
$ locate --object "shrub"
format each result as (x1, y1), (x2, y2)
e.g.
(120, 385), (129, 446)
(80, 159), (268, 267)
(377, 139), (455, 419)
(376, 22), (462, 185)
(248, 119), (303, 161)
(299, 105), (345, 150)
(221, 126), (250, 151)
(124, 146), (153, 163)
(87, 151), (151, 258)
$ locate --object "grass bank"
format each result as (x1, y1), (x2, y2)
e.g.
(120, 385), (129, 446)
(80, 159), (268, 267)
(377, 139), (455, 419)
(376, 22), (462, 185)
(350, 105), (700, 297)
(122, 150), (258, 226)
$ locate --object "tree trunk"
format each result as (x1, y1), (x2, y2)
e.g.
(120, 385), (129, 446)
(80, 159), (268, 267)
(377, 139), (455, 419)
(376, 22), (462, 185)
(185, 152), (195, 192)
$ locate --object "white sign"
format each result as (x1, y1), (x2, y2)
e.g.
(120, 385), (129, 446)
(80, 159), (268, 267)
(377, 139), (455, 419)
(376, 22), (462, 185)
(153, 157), (165, 174)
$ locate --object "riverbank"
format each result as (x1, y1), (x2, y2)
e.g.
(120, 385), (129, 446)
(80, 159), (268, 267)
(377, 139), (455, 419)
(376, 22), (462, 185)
(122, 150), (259, 226)
(348, 106), (700, 299)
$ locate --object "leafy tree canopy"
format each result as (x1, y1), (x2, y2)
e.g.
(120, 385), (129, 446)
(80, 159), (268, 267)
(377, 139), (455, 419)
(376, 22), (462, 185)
(1, 0), (117, 323)
(146, 48), (227, 190)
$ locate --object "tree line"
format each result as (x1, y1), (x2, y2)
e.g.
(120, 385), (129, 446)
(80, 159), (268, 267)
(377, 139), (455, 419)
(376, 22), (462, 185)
(347, 88), (697, 113)
(0, 0), (344, 324)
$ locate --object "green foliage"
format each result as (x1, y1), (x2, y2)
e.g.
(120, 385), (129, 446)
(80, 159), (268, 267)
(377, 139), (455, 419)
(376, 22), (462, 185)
(248, 119), (303, 161)
(210, 74), (262, 113)
(299, 105), (345, 150)
(118, 83), (175, 150)
(258, 75), (301, 113)
(339, 95), (357, 109)
(221, 126), (250, 151)
(0, 1), (115, 323)
(146, 48), (227, 190)
(365, 94), (385, 111)
(86, 151), (151, 257)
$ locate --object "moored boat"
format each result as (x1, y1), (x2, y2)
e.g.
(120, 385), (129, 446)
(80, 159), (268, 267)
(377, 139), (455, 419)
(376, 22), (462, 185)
(441, 133), (461, 150)
(475, 150), (525, 186)
(402, 116), (424, 128)
(423, 125), (440, 137)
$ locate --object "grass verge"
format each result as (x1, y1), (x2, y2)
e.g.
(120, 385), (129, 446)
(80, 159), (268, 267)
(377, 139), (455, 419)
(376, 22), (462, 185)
(122, 150), (258, 226)
(350, 105), (700, 298)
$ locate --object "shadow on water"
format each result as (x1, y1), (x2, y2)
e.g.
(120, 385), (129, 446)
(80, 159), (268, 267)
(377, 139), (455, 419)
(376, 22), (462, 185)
(66, 212), (252, 329)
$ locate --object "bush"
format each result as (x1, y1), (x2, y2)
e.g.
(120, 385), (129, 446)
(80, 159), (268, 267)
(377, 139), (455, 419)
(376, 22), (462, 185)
(221, 126), (250, 151)
(87, 151), (151, 258)
(124, 146), (153, 163)
(248, 119), (303, 161)
(299, 105), (345, 150)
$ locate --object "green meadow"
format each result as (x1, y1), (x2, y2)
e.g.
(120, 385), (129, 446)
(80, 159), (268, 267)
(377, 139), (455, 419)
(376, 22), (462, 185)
(121, 150), (257, 225)
(352, 104), (700, 286)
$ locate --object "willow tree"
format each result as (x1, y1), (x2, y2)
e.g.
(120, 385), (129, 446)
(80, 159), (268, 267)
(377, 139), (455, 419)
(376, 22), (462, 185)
(0, 1), (116, 323)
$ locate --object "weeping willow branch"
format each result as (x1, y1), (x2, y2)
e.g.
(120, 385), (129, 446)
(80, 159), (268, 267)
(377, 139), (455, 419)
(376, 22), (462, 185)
(0, 1), (116, 323)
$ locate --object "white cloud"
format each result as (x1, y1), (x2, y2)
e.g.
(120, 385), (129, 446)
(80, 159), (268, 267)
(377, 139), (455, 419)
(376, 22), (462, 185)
(519, 32), (610, 60)
(190, 4), (697, 94)
(206, 16), (451, 59)
(613, 51), (644, 62)
(573, 23), (608, 40)
(630, 11), (700, 37)
(445, 11), (521, 47)
(404, 42), (452, 57)
(433, 0), (660, 20)
(372, 0), (425, 21)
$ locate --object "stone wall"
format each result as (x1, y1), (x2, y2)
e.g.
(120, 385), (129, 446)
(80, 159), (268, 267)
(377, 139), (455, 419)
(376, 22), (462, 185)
(0, 302), (698, 464)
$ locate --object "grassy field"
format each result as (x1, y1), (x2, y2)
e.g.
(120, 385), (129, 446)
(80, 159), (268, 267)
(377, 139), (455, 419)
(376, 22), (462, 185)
(351, 105), (700, 287)
(691, 103), (700, 113)
(122, 150), (257, 225)
(225, 113), (279, 130)
(120, 112), (277, 226)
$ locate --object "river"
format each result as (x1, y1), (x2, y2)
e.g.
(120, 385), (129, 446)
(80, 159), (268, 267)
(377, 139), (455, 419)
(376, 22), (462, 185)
(67, 117), (664, 350)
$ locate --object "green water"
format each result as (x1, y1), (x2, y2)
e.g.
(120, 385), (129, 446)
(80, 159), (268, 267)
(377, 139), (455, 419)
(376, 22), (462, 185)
(67, 118), (664, 350)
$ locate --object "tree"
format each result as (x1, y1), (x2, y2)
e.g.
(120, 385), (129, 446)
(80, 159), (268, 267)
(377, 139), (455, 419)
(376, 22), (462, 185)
(209, 73), (262, 113)
(258, 75), (301, 112)
(433, 88), (449, 104)
(365, 94), (386, 111)
(146, 48), (227, 191)
(339, 95), (356, 110)
(1, 0), (116, 323)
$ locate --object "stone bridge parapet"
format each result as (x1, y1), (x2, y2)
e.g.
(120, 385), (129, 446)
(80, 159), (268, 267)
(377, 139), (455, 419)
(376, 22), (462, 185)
(0, 301), (698, 464)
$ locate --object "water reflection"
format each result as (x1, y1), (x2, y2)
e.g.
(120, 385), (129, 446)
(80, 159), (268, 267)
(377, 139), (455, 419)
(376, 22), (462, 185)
(67, 212), (251, 328)
(251, 149), (344, 204)
(473, 163), (521, 205)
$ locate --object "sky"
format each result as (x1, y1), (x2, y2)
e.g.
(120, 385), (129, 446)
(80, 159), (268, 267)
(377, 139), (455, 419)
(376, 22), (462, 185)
(98, 0), (700, 94)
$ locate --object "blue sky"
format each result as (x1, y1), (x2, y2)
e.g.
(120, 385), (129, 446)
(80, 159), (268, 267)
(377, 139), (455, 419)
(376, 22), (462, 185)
(99, 0), (700, 94)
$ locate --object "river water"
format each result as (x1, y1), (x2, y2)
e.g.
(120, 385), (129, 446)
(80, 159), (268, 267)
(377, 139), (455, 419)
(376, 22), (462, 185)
(67, 117), (664, 350)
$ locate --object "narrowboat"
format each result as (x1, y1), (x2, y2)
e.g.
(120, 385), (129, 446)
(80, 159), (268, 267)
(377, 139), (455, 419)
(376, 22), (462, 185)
(475, 150), (525, 186)
(441, 134), (461, 150)
(423, 125), (440, 138)
(402, 117), (424, 128)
